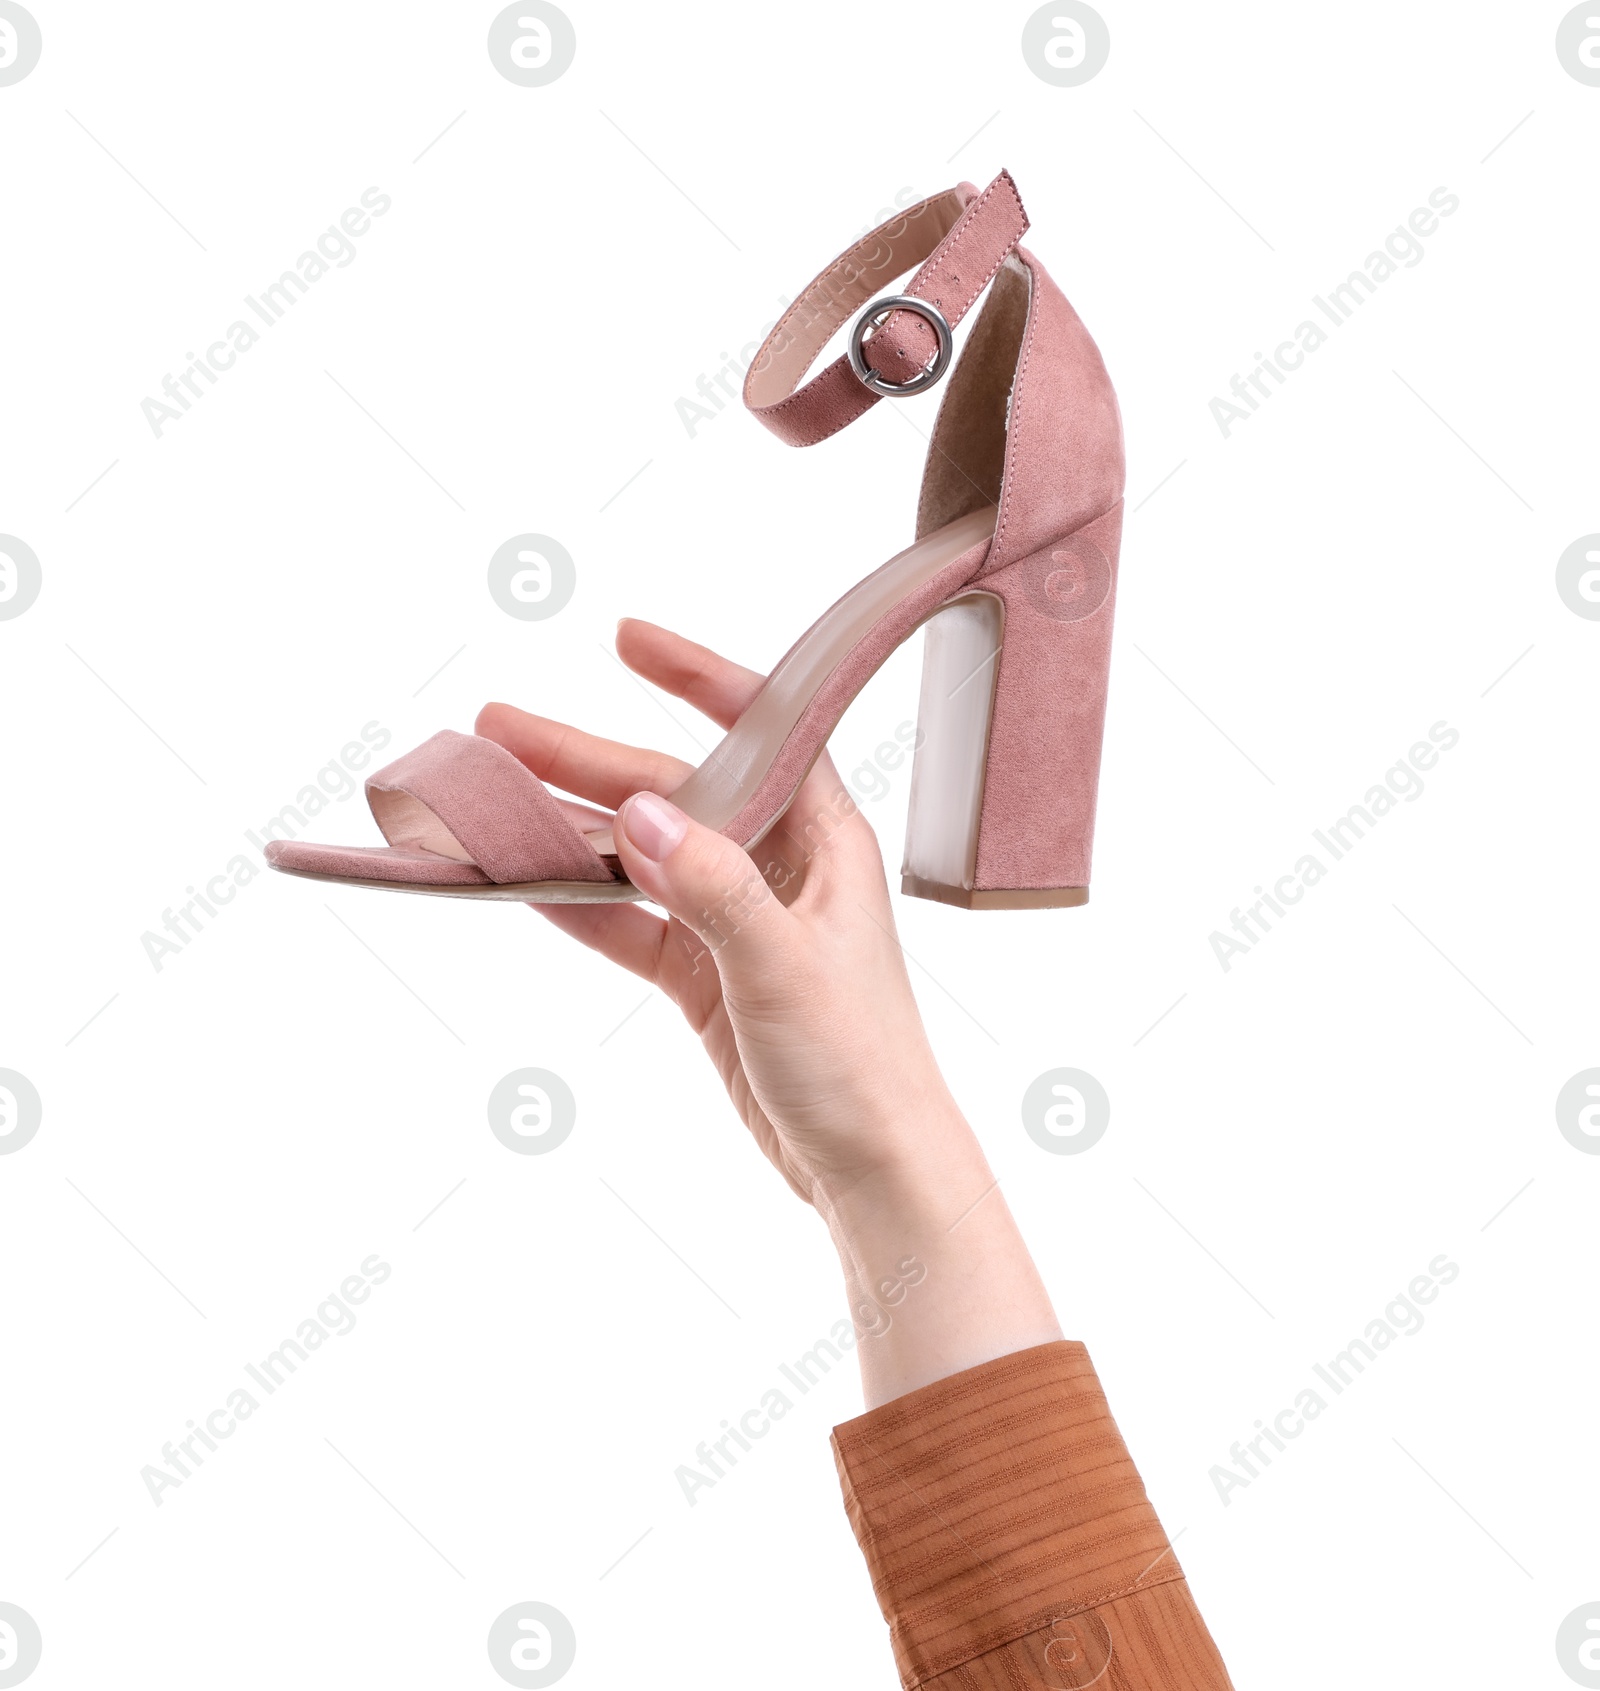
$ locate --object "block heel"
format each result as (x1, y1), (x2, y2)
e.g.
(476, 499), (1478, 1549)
(901, 502), (1122, 908)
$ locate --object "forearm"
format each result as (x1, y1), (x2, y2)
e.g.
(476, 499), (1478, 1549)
(814, 1092), (1062, 1408)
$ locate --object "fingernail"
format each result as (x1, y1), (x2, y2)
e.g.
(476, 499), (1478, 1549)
(619, 792), (688, 863)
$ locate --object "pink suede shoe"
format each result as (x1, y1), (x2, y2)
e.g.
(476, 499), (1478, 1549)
(268, 170), (1124, 909)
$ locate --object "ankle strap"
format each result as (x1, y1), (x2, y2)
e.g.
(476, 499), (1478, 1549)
(743, 171), (1029, 448)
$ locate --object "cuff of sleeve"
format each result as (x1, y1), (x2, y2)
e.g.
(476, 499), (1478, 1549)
(830, 1341), (1192, 1689)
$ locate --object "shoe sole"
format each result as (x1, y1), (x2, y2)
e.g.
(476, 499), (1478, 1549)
(900, 875), (1088, 910)
(268, 864), (647, 902)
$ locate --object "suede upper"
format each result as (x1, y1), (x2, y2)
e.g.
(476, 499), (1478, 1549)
(265, 730), (615, 886)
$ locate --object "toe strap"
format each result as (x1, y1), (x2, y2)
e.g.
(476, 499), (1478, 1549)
(366, 730), (616, 884)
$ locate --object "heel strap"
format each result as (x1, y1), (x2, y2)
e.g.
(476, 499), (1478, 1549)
(743, 171), (1028, 448)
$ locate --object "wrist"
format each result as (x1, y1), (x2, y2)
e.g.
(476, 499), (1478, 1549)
(812, 1096), (1063, 1410)
(811, 1088), (986, 1250)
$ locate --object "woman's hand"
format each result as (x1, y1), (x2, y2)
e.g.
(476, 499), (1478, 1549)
(476, 619), (1060, 1404)
(477, 617), (964, 1208)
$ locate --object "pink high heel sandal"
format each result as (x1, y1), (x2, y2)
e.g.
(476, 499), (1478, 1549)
(268, 170), (1124, 910)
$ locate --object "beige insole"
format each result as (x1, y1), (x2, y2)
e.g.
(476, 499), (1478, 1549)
(584, 504), (998, 852)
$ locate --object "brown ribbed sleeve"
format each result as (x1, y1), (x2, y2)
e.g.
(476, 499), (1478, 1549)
(830, 1341), (1234, 1690)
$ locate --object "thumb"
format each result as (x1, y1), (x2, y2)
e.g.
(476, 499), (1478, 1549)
(613, 793), (787, 976)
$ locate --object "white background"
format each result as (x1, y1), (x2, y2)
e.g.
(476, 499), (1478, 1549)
(2, 2), (1597, 1687)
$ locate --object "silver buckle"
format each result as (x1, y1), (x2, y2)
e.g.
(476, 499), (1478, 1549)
(847, 294), (953, 397)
